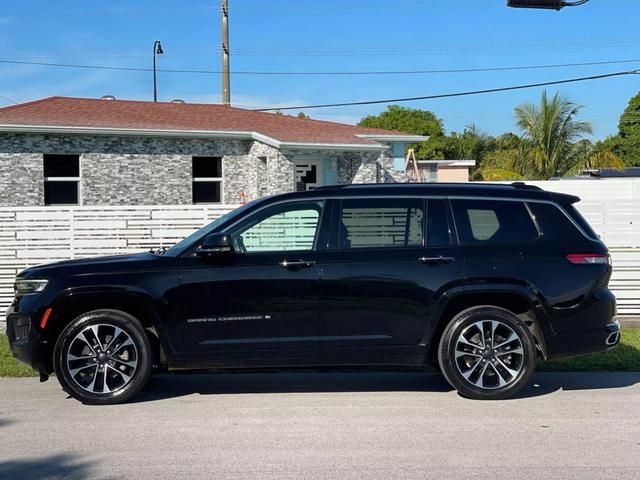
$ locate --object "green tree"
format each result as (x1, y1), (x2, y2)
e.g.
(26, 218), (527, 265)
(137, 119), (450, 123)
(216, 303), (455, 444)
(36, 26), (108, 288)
(599, 92), (640, 167)
(358, 105), (444, 137)
(514, 91), (593, 179)
(475, 92), (623, 180)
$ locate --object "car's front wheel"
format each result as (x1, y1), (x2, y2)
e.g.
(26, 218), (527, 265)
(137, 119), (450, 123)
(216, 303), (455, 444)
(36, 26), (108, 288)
(53, 309), (153, 405)
(438, 306), (537, 400)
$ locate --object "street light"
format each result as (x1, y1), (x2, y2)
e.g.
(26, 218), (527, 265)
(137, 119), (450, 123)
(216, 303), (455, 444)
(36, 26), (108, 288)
(507, 0), (590, 9)
(152, 40), (164, 102)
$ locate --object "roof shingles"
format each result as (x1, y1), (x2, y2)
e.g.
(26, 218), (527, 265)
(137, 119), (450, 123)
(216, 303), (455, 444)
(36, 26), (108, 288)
(0, 96), (417, 147)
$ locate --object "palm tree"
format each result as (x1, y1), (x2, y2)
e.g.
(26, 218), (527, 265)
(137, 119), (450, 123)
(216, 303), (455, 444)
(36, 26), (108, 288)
(515, 91), (593, 179)
(477, 91), (623, 180)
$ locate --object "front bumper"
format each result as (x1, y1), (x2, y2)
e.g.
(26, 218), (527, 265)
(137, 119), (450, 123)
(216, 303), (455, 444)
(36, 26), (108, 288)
(6, 306), (49, 373)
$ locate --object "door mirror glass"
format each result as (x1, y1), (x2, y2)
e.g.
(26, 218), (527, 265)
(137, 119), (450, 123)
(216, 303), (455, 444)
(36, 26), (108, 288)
(196, 233), (234, 257)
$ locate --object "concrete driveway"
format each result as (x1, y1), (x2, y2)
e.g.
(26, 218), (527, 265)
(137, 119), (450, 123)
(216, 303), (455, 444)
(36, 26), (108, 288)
(1, 370), (639, 480)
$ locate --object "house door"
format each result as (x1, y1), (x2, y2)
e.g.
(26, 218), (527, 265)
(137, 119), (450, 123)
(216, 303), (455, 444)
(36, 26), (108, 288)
(295, 159), (325, 192)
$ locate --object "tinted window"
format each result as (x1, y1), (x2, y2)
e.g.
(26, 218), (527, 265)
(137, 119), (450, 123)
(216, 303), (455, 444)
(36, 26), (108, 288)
(426, 199), (451, 246)
(338, 198), (424, 249)
(192, 157), (222, 178)
(527, 202), (589, 243)
(233, 201), (323, 252)
(452, 199), (538, 245)
(43, 154), (79, 177)
(192, 181), (221, 203)
(44, 181), (78, 205)
(564, 204), (599, 239)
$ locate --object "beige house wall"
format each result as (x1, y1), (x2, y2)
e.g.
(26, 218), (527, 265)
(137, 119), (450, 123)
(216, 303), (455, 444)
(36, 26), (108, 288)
(437, 166), (470, 182)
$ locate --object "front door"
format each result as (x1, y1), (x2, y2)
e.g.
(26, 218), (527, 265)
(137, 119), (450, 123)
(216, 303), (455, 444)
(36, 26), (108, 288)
(295, 158), (325, 192)
(318, 197), (465, 361)
(176, 200), (326, 362)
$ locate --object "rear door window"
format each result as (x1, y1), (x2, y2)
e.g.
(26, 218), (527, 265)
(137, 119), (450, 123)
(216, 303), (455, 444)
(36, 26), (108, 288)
(452, 199), (539, 245)
(337, 198), (424, 250)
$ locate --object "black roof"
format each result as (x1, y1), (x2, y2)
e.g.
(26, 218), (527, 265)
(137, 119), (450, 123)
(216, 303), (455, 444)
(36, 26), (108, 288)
(278, 182), (579, 204)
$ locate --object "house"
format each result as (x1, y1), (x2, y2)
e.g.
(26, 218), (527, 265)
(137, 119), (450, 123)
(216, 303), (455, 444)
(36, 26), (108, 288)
(0, 97), (427, 206)
(417, 160), (476, 182)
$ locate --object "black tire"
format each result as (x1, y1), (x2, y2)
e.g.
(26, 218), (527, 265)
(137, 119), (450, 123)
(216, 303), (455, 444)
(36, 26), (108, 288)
(53, 309), (153, 405)
(438, 306), (537, 400)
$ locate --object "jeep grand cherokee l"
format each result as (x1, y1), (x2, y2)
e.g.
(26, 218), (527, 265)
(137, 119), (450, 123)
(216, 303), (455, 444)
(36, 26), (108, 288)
(6, 183), (619, 404)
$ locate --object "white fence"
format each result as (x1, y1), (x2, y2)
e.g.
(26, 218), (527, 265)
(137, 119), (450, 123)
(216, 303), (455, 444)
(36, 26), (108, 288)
(0, 205), (238, 311)
(0, 179), (639, 317)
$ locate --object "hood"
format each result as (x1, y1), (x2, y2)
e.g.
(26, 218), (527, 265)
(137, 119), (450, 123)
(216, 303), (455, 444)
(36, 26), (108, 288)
(18, 252), (162, 279)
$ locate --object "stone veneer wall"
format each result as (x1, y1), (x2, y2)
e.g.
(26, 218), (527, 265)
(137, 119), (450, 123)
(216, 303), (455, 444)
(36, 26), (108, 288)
(333, 143), (406, 185)
(0, 133), (402, 206)
(0, 133), (298, 206)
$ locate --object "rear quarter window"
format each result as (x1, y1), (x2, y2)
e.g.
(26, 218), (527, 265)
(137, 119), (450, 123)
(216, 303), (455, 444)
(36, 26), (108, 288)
(528, 202), (598, 243)
(564, 204), (600, 240)
(451, 199), (539, 245)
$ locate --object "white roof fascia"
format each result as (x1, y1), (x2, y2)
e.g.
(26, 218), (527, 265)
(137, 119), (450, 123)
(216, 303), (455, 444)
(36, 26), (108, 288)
(417, 160), (476, 167)
(356, 134), (428, 143)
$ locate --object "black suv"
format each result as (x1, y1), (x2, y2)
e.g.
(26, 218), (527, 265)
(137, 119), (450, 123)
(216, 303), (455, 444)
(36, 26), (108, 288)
(7, 183), (619, 404)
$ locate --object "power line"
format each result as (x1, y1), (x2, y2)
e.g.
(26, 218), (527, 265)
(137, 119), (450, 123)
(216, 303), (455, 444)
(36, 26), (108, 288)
(1, 58), (640, 77)
(0, 95), (18, 105)
(255, 70), (640, 111)
(4, 34), (640, 58)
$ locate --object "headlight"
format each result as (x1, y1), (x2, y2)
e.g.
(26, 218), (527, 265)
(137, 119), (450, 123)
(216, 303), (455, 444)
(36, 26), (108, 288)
(14, 279), (49, 296)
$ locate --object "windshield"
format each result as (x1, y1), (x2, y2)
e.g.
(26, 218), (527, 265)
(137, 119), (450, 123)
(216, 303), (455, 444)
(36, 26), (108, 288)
(163, 202), (257, 256)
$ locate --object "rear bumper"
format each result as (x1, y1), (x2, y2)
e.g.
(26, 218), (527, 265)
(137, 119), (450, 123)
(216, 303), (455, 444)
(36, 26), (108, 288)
(546, 320), (621, 360)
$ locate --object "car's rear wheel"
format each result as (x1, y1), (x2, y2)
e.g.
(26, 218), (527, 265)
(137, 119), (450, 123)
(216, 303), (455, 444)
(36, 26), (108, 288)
(438, 306), (537, 400)
(53, 309), (152, 405)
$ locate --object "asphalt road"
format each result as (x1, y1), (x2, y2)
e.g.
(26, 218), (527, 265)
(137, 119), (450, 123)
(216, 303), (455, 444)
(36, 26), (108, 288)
(1, 371), (639, 480)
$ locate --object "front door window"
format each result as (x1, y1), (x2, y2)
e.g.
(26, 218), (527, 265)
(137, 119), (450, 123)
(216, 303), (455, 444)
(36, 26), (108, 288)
(231, 201), (324, 253)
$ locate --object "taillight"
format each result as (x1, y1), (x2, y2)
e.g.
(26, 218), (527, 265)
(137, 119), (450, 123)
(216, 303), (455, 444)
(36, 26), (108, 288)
(565, 253), (611, 265)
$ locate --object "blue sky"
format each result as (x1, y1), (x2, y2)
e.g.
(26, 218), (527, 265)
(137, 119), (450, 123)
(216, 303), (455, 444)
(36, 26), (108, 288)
(1, 0), (639, 140)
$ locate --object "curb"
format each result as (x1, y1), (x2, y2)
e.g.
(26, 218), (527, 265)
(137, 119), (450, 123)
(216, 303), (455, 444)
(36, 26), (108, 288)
(619, 317), (640, 329)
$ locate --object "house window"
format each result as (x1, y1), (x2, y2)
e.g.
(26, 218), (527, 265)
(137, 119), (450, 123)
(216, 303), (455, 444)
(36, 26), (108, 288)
(192, 156), (223, 203)
(43, 154), (80, 205)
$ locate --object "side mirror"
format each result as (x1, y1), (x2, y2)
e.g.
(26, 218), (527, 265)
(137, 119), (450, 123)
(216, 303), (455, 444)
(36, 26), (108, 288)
(196, 233), (234, 257)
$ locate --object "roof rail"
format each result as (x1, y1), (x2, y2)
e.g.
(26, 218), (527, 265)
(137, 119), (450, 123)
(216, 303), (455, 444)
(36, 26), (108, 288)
(510, 182), (542, 191)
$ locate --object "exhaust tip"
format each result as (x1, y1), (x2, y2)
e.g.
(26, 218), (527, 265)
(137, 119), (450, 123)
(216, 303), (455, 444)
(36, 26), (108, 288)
(605, 331), (620, 346)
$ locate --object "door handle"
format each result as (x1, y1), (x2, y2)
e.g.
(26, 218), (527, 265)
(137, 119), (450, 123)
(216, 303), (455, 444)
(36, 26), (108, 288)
(279, 259), (316, 269)
(418, 256), (455, 265)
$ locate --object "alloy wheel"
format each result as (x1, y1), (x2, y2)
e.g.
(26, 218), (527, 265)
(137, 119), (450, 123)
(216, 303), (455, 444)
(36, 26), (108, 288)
(65, 324), (139, 394)
(454, 320), (525, 390)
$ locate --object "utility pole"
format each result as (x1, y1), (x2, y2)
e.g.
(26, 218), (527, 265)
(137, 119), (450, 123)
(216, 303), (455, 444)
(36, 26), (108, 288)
(221, 0), (231, 106)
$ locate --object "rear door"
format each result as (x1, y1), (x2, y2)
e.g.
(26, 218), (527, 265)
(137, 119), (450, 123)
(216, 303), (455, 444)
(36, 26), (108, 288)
(317, 197), (465, 361)
(451, 197), (541, 296)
